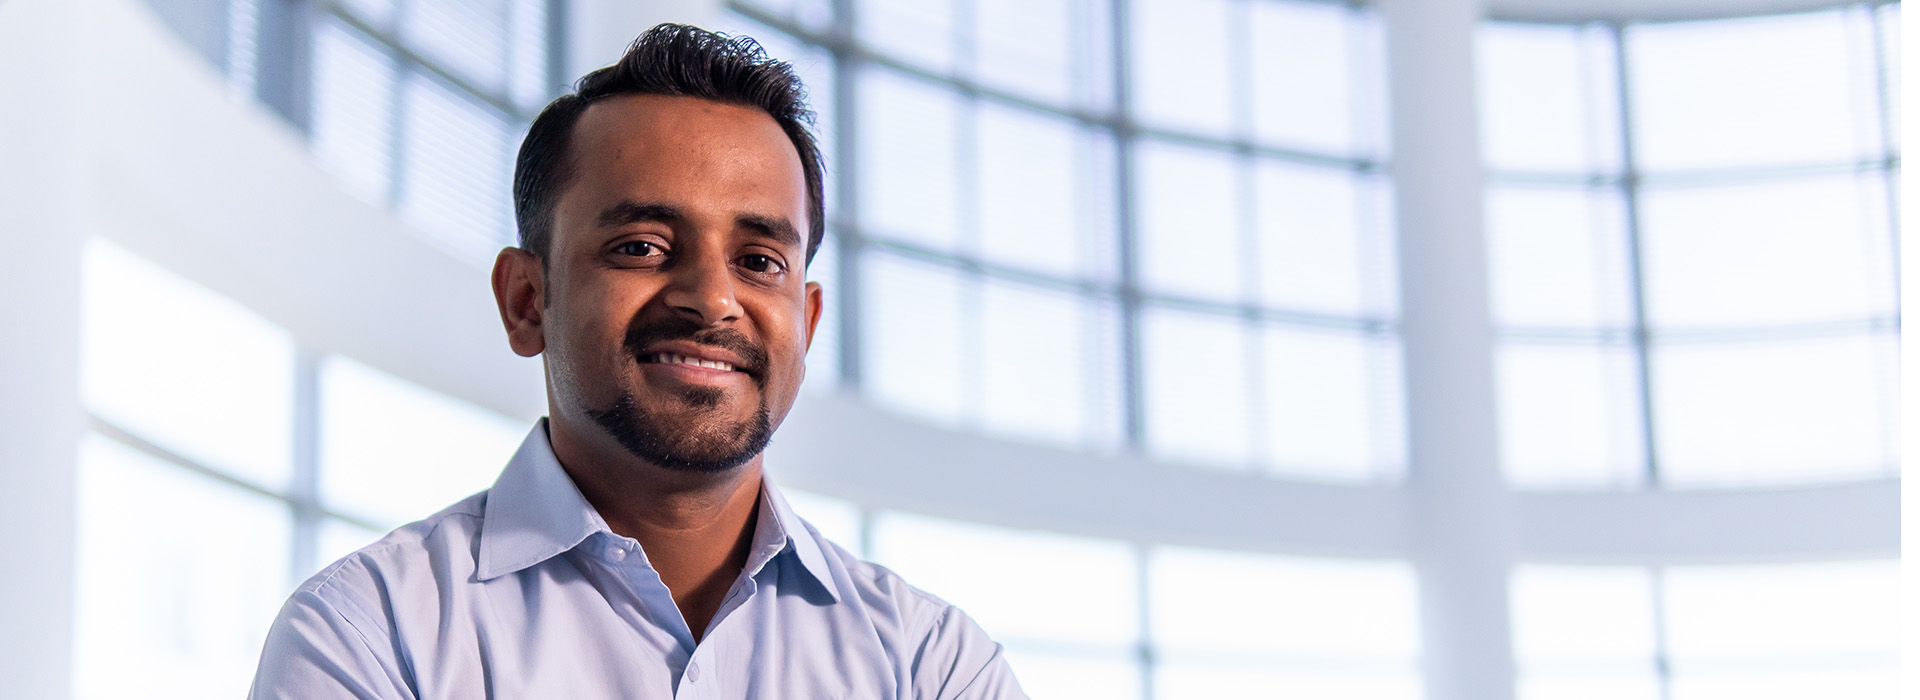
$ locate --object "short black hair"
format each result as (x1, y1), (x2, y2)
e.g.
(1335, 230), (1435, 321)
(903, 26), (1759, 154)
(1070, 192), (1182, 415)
(512, 23), (826, 265)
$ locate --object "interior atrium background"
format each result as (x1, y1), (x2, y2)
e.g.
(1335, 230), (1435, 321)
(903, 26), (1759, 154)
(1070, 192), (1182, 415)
(0, 0), (1900, 699)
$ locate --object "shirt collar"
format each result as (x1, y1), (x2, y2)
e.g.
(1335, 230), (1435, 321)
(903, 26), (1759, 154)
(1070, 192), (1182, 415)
(753, 479), (842, 602)
(476, 420), (841, 602)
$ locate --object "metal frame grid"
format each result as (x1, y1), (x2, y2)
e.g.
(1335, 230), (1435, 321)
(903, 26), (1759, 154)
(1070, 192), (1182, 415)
(730, 0), (1402, 467)
(1485, 2), (1903, 489)
(728, 1), (1403, 696)
(98, 0), (563, 584)
(1487, 6), (1901, 697)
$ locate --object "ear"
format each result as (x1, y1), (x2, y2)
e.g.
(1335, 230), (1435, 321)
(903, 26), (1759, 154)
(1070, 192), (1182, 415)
(492, 247), (548, 357)
(802, 280), (824, 353)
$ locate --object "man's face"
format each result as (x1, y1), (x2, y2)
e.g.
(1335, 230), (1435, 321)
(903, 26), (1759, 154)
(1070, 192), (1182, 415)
(525, 94), (820, 473)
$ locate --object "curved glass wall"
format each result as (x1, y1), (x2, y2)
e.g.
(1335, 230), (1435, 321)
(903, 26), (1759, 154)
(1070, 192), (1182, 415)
(1478, 3), (1902, 490)
(725, 0), (1408, 483)
(77, 1), (1902, 699)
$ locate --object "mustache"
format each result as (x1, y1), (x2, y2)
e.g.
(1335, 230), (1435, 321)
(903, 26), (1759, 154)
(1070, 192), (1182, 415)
(622, 314), (770, 378)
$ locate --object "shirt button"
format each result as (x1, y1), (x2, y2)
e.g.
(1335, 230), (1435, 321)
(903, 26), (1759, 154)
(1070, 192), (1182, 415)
(609, 547), (627, 561)
(686, 662), (701, 683)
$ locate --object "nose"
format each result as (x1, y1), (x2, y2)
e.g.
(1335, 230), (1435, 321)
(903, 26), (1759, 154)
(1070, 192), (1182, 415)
(660, 246), (741, 325)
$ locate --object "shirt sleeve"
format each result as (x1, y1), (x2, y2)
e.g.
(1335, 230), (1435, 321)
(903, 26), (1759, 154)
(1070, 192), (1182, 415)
(248, 588), (415, 700)
(908, 604), (1029, 700)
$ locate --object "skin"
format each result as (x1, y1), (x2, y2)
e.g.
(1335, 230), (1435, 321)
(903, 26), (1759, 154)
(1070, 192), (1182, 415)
(491, 94), (822, 641)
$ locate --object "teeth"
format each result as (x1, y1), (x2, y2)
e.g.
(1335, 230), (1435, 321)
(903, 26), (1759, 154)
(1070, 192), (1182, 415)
(649, 353), (733, 372)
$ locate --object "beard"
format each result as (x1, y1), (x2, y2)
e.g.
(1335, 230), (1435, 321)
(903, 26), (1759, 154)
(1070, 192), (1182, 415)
(582, 315), (775, 473)
(585, 388), (772, 473)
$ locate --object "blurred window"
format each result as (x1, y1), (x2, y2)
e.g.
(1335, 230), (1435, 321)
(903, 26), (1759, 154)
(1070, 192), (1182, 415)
(76, 242), (525, 697)
(1150, 546), (1423, 699)
(318, 355), (525, 528)
(1479, 5), (1902, 489)
(1510, 561), (1899, 700)
(723, 0), (1405, 479)
(307, 0), (553, 265)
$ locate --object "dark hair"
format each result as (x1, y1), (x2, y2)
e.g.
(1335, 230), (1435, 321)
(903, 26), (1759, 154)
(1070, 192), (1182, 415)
(512, 23), (826, 265)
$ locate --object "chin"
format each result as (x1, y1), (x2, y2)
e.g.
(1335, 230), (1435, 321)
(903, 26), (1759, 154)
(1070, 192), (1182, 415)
(584, 389), (773, 473)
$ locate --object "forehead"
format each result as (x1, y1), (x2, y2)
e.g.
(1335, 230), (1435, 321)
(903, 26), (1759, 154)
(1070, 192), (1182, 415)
(557, 94), (807, 240)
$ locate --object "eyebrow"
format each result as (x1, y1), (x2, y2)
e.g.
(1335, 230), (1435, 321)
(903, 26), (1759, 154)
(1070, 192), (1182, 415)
(598, 199), (802, 251)
(735, 212), (802, 250)
(596, 201), (684, 229)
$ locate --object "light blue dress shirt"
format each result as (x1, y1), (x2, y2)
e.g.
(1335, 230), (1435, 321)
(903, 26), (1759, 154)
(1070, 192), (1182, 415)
(249, 422), (1027, 699)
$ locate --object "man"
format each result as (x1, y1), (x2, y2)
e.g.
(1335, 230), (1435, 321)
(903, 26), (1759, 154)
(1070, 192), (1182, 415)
(249, 24), (1025, 699)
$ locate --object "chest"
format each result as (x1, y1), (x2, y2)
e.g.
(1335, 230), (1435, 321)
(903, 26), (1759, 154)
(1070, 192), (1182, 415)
(394, 570), (906, 700)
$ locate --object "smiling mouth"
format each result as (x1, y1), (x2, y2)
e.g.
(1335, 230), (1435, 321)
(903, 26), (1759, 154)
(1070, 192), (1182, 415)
(641, 352), (738, 373)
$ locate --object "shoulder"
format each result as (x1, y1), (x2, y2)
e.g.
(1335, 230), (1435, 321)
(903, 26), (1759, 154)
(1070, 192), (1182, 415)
(799, 525), (992, 652)
(805, 536), (1025, 699)
(295, 490), (491, 624)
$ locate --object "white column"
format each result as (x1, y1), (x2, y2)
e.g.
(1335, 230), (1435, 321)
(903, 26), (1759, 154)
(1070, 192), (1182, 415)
(1377, 0), (1516, 699)
(0, 0), (88, 697)
(565, 0), (726, 79)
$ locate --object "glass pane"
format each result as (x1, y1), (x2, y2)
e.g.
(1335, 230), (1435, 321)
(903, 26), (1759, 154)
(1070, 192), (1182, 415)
(1476, 22), (1622, 174)
(871, 512), (1139, 647)
(73, 435), (291, 700)
(401, 0), (509, 94)
(1150, 547), (1419, 658)
(1154, 664), (1423, 700)
(861, 253), (969, 426)
(1135, 140), (1243, 303)
(1877, 4), (1900, 151)
(1640, 173), (1896, 328)
(1518, 675), (1663, 700)
(1140, 307), (1253, 471)
(1669, 669), (1897, 700)
(1653, 334), (1898, 487)
(1485, 184), (1634, 329)
(1002, 650), (1141, 700)
(1628, 10), (1876, 171)
(1248, 1), (1359, 155)
(1151, 546), (1421, 699)
(1512, 560), (1666, 698)
(858, 67), (964, 253)
(1497, 343), (1644, 489)
(319, 355), (526, 527)
(81, 240), (295, 489)
(397, 69), (514, 264)
(1510, 566), (1658, 663)
(977, 103), (1114, 280)
(310, 17), (397, 205)
(857, 0), (955, 74)
(779, 489), (863, 554)
(1261, 326), (1404, 482)
(506, 0), (549, 111)
(1664, 560), (1899, 700)
(973, 0), (1074, 105)
(1129, 0), (1233, 137)
(800, 232), (841, 394)
(1254, 160), (1395, 317)
(980, 278), (1122, 449)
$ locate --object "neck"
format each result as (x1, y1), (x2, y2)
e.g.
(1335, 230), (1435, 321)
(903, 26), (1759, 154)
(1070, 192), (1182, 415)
(546, 417), (765, 642)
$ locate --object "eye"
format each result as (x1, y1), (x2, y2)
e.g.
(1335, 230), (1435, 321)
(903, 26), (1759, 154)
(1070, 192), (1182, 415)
(738, 253), (785, 274)
(613, 240), (663, 258)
